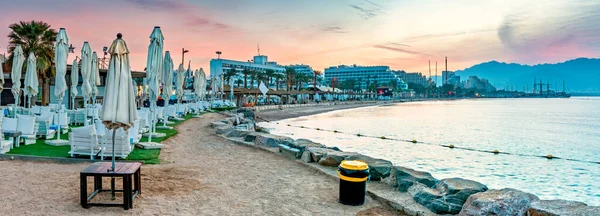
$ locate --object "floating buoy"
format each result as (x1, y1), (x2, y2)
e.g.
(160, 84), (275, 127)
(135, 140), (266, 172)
(449, 144), (455, 149)
(357, 134), (362, 137)
(381, 136), (386, 139)
(546, 154), (553, 159)
(493, 150), (500, 154)
(301, 126), (305, 128)
(287, 124), (291, 126)
(411, 140), (417, 143)
(316, 128), (321, 131)
(334, 130), (338, 133)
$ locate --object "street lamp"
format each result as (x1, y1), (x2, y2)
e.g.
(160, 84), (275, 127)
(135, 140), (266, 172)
(181, 48), (189, 66)
(215, 51), (222, 59)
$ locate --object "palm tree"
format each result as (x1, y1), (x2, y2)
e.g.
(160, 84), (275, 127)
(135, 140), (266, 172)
(8, 20), (57, 105)
(241, 69), (251, 88)
(235, 79), (243, 88)
(249, 70), (257, 89)
(273, 73), (284, 91)
(285, 67), (296, 91)
(313, 70), (322, 93)
(265, 69), (275, 87)
(223, 69), (238, 83)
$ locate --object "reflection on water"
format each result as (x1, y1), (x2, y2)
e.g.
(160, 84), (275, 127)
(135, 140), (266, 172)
(260, 97), (600, 206)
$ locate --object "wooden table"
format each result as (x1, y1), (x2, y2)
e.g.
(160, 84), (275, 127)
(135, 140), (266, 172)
(3, 131), (22, 148)
(80, 162), (142, 210)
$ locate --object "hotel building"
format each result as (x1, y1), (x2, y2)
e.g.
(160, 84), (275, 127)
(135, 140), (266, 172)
(323, 65), (408, 91)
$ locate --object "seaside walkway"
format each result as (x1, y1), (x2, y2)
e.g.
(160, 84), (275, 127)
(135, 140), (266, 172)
(0, 113), (397, 215)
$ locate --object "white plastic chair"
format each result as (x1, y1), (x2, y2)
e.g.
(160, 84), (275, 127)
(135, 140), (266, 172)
(53, 111), (69, 133)
(68, 124), (102, 159)
(100, 128), (132, 159)
(17, 115), (37, 145)
(35, 114), (56, 139)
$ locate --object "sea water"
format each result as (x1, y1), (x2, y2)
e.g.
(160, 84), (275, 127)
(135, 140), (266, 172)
(259, 97), (600, 206)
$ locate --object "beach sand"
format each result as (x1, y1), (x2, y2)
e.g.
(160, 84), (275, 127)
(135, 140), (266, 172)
(0, 113), (399, 215)
(256, 102), (384, 122)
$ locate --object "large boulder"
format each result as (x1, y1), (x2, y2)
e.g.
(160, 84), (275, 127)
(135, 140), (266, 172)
(215, 126), (234, 136)
(346, 154), (393, 181)
(305, 147), (338, 162)
(237, 108), (255, 119)
(289, 139), (325, 152)
(278, 144), (301, 159)
(528, 199), (599, 216)
(300, 150), (313, 163)
(317, 151), (358, 167)
(227, 129), (250, 138)
(460, 188), (539, 216)
(254, 133), (294, 148)
(411, 178), (487, 214)
(395, 166), (438, 192)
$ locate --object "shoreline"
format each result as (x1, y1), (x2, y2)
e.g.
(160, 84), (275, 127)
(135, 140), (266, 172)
(220, 103), (600, 215)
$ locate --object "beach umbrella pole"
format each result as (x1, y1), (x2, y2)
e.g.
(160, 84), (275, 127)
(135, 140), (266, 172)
(110, 128), (116, 200)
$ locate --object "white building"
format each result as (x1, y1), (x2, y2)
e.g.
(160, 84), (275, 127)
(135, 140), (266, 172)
(287, 64), (314, 77)
(324, 65), (408, 90)
(210, 55), (285, 88)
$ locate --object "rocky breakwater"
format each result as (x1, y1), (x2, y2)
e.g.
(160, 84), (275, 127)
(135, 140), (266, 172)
(214, 109), (599, 215)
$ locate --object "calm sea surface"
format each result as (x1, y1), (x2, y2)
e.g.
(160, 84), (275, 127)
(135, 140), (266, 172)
(259, 97), (600, 206)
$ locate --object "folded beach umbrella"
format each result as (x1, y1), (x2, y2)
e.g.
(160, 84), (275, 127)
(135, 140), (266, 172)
(175, 63), (184, 103)
(91, 51), (100, 100)
(70, 59), (79, 109)
(101, 33), (137, 171)
(80, 42), (92, 101)
(11, 45), (25, 107)
(80, 42), (92, 124)
(23, 52), (38, 111)
(162, 51), (173, 101)
(90, 51), (101, 123)
(199, 69), (207, 100)
(146, 27), (163, 107)
(54, 28), (69, 104)
(50, 28), (69, 144)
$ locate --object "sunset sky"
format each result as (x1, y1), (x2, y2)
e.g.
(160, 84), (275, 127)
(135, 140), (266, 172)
(1, 0), (598, 75)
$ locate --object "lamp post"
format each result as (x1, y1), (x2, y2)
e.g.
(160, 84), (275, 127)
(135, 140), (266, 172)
(215, 51), (222, 59)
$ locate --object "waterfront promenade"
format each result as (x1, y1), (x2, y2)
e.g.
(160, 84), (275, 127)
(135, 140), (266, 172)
(0, 113), (397, 215)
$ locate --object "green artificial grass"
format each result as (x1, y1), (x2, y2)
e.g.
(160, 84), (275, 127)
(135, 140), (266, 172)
(5, 112), (209, 164)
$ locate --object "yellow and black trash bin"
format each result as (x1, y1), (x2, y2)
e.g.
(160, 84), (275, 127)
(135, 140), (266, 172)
(338, 160), (369, 206)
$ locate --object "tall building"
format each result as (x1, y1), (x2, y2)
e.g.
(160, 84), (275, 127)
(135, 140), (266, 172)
(287, 64), (314, 77)
(393, 71), (428, 86)
(324, 65), (408, 90)
(442, 71), (461, 86)
(210, 55), (285, 88)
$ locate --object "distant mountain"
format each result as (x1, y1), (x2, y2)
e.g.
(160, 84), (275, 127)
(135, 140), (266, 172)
(453, 58), (600, 94)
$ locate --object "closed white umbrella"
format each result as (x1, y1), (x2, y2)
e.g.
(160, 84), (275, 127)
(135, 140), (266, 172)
(175, 63), (184, 103)
(0, 54), (5, 105)
(91, 51), (100, 123)
(199, 69), (207, 101)
(101, 33), (137, 174)
(144, 26), (164, 142)
(11, 45), (25, 111)
(23, 52), (38, 113)
(162, 51), (173, 102)
(70, 59), (79, 109)
(80, 42), (92, 125)
(48, 28), (69, 145)
(158, 51), (173, 129)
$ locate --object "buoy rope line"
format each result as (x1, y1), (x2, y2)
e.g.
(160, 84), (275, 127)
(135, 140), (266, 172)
(255, 116), (599, 165)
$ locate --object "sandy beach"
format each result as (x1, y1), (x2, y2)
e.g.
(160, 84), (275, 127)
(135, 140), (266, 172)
(0, 112), (399, 215)
(255, 102), (386, 122)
